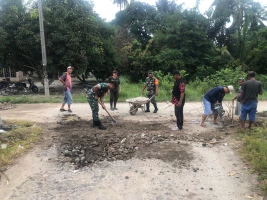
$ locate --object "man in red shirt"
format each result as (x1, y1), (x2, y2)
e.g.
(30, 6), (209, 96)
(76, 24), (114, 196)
(59, 66), (74, 113)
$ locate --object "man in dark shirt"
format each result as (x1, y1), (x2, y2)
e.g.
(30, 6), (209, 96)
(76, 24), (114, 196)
(108, 70), (121, 110)
(201, 86), (230, 127)
(240, 71), (263, 129)
(172, 70), (185, 130)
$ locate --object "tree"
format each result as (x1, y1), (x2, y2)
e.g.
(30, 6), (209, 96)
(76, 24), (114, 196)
(114, 1), (157, 49)
(112, 0), (129, 11)
(246, 28), (267, 74)
(0, 0), (28, 71)
(148, 10), (219, 79)
(207, 0), (266, 63)
(0, 0), (118, 81)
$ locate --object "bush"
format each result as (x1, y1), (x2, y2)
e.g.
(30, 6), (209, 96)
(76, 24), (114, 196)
(257, 74), (267, 90)
(190, 67), (247, 94)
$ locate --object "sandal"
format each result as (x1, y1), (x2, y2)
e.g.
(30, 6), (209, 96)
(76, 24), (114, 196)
(60, 108), (67, 112)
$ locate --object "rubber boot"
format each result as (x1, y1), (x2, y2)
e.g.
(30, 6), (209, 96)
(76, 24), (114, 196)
(153, 104), (158, 113)
(145, 103), (150, 112)
(98, 121), (106, 130)
(114, 101), (118, 110)
(93, 120), (99, 128)
(110, 101), (114, 110)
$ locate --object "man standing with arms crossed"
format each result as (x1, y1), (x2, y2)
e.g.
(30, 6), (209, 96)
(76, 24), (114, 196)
(172, 70), (185, 131)
(141, 70), (159, 113)
(59, 66), (74, 113)
(240, 71), (263, 129)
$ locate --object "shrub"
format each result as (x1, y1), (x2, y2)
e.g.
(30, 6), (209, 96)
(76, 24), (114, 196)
(190, 67), (247, 94)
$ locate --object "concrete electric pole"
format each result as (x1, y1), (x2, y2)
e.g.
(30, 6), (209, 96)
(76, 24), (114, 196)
(38, 0), (50, 96)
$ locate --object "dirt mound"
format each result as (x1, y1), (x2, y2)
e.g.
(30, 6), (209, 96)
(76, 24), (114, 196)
(54, 115), (195, 168)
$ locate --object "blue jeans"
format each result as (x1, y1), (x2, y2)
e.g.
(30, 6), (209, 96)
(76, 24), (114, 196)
(241, 102), (257, 121)
(63, 91), (72, 105)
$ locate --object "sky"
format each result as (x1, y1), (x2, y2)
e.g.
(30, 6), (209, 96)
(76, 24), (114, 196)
(92, 0), (266, 22)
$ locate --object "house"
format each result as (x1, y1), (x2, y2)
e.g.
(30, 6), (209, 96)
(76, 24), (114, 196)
(0, 68), (28, 82)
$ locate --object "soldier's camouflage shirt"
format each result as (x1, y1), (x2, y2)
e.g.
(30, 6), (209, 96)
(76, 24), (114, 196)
(89, 83), (109, 97)
(145, 77), (159, 95)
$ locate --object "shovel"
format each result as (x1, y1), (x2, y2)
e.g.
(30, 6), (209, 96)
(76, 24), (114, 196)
(98, 101), (117, 124)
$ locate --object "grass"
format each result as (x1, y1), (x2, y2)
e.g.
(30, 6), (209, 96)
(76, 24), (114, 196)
(239, 121), (267, 194)
(0, 77), (267, 104)
(0, 120), (42, 166)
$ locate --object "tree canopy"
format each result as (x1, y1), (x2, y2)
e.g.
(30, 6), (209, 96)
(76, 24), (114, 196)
(0, 0), (266, 82)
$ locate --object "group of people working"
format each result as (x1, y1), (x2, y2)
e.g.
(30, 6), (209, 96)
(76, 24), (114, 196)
(200, 71), (263, 129)
(58, 66), (263, 131)
(59, 68), (121, 130)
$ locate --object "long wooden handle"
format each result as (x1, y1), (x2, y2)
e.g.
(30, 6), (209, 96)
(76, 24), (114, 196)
(98, 101), (116, 122)
(148, 95), (155, 102)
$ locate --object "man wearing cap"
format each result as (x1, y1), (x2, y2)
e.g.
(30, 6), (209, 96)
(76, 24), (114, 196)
(59, 66), (74, 113)
(240, 71), (263, 129)
(232, 77), (245, 118)
(141, 70), (159, 113)
(200, 86), (231, 127)
(108, 70), (121, 110)
(87, 82), (115, 130)
(172, 70), (186, 130)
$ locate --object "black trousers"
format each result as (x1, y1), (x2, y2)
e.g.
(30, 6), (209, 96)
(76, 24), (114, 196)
(110, 90), (119, 107)
(175, 105), (184, 129)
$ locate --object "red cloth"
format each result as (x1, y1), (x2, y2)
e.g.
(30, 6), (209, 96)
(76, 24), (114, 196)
(179, 82), (185, 93)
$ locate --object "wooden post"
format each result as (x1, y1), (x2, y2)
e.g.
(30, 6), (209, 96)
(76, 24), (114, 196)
(231, 100), (234, 124)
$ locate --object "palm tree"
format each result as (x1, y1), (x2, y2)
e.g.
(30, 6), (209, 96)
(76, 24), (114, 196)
(112, 0), (129, 11)
(208, 0), (266, 63)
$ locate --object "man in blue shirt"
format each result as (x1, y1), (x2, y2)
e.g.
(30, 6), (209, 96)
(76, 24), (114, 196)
(200, 86), (230, 127)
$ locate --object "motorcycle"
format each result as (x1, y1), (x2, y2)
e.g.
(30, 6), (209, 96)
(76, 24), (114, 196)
(0, 82), (28, 95)
(27, 78), (39, 93)
(0, 78), (39, 95)
(0, 78), (11, 90)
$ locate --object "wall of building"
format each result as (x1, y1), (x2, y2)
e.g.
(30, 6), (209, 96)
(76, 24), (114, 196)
(0, 68), (28, 82)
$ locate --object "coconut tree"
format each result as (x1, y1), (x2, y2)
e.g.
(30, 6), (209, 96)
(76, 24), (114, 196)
(208, 0), (266, 63)
(112, 0), (129, 11)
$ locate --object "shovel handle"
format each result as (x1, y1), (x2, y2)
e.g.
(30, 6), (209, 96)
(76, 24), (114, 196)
(147, 95), (155, 102)
(98, 101), (116, 123)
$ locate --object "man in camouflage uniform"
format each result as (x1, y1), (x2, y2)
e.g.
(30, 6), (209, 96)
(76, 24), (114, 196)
(87, 83), (114, 130)
(141, 70), (159, 113)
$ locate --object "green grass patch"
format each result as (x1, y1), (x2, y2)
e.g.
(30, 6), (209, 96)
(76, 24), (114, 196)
(0, 120), (43, 166)
(0, 74), (267, 104)
(240, 122), (267, 194)
(0, 88), (266, 104)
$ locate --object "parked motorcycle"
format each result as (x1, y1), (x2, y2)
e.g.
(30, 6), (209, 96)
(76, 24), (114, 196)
(0, 82), (28, 95)
(0, 78), (10, 90)
(0, 78), (39, 95)
(27, 78), (39, 93)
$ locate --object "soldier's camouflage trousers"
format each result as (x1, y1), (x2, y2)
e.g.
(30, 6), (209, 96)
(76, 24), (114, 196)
(146, 91), (157, 109)
(87, 91), (100, 122)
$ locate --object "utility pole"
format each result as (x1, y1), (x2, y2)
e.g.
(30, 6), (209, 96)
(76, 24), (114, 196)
(38, 0), (50, 96)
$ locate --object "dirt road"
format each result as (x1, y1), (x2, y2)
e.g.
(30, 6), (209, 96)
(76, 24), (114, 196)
(0, 102), (266, 200)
